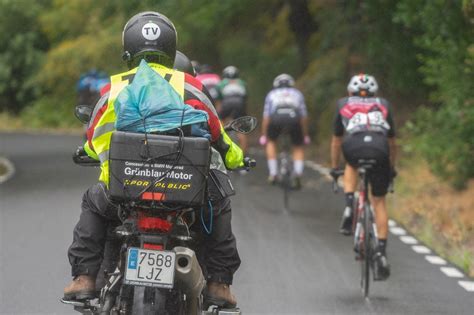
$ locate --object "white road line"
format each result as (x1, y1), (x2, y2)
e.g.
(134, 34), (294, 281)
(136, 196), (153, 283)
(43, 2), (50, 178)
(388, 219), (396, 227)
(425, 256), (447, 265)
(412, 245), (431, 254)
(400, 236), (418, 245)
(440, 267), (464, 278)
(389, 227), (407, 235)
(0, 157), (15, 184)
(458, 281), (474, 292)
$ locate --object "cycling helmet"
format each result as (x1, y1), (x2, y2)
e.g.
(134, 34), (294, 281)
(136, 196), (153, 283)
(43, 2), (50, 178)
(273, 73), (295, 88)
(122, 11), (177, 68)
(222, 66), (239, 79)
(173, 51), (196, 76)
(347, 74), (378, 96)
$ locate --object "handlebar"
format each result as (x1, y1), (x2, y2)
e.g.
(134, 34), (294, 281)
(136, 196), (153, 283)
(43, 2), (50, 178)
(73, 146), (257, 173)
(232, 157), (257, 172)
(244, 157), (257, 168)
(73, 146), (100, 166)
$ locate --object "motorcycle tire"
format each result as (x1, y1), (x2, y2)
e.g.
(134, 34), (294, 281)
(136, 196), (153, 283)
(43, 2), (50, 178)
(131, 287), (188, 315)
(131, 287), (166, 314)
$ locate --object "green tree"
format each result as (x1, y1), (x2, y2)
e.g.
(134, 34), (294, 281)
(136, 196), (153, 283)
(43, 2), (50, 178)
(396, 0), (474, 188)
(0, 0), (49, 113)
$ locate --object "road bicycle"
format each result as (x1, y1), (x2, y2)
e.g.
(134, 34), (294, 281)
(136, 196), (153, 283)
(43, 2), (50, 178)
(333, 159), (380, 298)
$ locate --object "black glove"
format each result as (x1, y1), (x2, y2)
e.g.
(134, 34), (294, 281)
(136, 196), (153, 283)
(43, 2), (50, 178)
(330, 168), (342, 181)
(390, 167), (397, 180)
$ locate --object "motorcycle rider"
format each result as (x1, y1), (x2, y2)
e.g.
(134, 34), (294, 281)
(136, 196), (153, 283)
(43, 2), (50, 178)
(64, 11), (244, 308)
(330, 74), (397, 280)
(216, 66), (249, 154)
(259, 74), (310, 188)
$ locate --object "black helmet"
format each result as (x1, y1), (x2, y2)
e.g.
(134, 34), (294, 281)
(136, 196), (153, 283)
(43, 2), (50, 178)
(222, 66), (239, 79)
(273, 73), (295, 88)
(122, 11), (177, 68)
(173, 51), (196, 76)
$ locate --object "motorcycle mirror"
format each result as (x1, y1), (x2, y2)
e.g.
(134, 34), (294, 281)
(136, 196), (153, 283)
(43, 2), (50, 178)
(75, 105), (93, 124)
(224, 116), (258, 134)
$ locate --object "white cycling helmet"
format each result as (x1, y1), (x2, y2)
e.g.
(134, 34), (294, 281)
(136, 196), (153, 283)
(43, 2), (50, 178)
(273, 73), (295, 88)
(347, 74), (378, 96)
(222, 66), (239, 79)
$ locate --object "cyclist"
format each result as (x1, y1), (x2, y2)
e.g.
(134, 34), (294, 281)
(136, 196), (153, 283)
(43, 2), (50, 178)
(260, 74), (310, 188)
(195, 63), (221, 102)
(216, 66), (249, 154)
(64, 11), (244, 308)
(330, 73), (397, 280)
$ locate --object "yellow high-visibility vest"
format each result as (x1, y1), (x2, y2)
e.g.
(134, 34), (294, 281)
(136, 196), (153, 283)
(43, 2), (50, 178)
(85, 63), (185, 185)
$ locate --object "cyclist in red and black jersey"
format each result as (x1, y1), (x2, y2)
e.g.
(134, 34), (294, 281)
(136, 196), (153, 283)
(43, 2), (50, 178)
(330, 74), (397, 280)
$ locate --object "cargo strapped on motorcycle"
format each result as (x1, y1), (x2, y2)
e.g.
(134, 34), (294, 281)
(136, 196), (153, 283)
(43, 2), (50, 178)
(109, 131), (211, 206)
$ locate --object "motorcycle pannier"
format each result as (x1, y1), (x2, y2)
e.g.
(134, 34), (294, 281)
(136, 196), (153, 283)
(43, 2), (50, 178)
(109, 131), (211, 206)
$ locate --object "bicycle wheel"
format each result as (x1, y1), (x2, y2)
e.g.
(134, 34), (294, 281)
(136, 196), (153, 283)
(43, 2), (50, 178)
(351, 193), (359, 233)
(360, 203), (371, 298)
(280, 154), (291, 211)
(283, 173), (290, 210)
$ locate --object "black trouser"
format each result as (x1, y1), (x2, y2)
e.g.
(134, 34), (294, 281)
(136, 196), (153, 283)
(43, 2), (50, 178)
(68, 182), (241, 285)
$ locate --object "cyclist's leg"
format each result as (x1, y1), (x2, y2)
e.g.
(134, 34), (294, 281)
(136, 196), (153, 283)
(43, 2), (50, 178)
(372, 196), (388, 241)
(266, 120), (281, 183)
(370, 163), (391, 279)
(290, 119), (304, 186)
(341, 136), (359, 235)
(370, 163), (390, 249)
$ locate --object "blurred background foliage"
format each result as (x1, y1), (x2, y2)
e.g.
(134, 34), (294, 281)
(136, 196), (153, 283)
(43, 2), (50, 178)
(0, 0), (473, 188)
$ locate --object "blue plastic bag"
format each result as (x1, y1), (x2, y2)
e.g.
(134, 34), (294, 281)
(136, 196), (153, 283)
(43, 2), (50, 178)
(114, 60), (209, 137)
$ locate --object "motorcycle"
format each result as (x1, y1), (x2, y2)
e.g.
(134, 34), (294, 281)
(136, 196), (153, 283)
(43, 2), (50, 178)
(62, 115), (257, 315)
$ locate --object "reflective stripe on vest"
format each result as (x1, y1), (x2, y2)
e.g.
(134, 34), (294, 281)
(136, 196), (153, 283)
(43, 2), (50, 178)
(90, 63), (185, 186)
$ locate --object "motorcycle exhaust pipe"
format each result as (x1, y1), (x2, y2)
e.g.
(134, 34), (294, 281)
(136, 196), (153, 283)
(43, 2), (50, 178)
(173, 246), (206, 313)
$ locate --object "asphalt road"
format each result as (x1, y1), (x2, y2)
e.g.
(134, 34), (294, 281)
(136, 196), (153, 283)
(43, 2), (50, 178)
(1, 133), (473, 315)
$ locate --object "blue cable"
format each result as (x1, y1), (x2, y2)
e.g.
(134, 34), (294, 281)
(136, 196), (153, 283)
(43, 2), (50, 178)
(200, 200), (213, 234)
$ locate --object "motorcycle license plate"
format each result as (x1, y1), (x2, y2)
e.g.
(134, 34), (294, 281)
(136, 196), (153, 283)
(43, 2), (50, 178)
(124, 248), (176, 288)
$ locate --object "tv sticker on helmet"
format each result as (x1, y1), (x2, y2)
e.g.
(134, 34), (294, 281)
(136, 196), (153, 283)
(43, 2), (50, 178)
(142, 22), (161, 40)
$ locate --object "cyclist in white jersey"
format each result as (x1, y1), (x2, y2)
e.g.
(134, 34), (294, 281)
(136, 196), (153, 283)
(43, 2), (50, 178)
(260, 74), (310, 188)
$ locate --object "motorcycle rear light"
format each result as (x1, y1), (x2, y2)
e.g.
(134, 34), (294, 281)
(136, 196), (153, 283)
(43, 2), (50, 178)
(141, 192), (166, 201)
(143, 243), (164, 250)
(137, 215), (172, 232)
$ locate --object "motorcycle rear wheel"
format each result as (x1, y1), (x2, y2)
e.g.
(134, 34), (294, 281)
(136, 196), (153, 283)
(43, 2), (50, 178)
(131, 287), (187, 315)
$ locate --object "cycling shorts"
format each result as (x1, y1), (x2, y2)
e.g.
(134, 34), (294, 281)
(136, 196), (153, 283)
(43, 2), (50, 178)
(267, 114), (303, 146)
(219, 98), (246, 120)
(342, 131), (391, 196)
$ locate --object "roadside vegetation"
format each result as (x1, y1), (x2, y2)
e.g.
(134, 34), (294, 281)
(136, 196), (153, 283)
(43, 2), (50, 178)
(0, 1), (472, 272)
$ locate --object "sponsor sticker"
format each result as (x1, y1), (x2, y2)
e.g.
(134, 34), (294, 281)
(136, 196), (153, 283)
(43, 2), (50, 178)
(142, 22), (161, 40)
